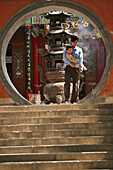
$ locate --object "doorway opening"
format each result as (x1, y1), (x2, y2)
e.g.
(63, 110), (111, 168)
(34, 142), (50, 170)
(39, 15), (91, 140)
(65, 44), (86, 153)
(6, 11), (106, 104)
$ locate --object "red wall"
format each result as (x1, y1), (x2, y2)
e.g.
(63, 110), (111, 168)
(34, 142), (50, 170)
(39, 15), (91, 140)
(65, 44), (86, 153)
(0, 0), (113, 99)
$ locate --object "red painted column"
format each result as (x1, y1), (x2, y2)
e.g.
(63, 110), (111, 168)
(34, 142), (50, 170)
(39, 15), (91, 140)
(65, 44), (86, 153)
(32, 36), (40, 94)
(25, 24), (33, 100)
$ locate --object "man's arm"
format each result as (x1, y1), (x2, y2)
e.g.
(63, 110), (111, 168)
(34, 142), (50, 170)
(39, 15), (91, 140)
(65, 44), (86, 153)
(63, 48), (79, 68)
(69, 62), (76, 68)
(79, 48), (83, 65)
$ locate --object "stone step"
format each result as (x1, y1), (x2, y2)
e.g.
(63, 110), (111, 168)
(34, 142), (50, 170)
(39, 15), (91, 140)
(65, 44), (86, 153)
(0, 116), (113, 125)
(79, 160), (113, 169)
(0, 103), (113, 112)
(0, 160), (113, 170)
(0, 152), (113, 162)
(0, 109), (113, 118)
(0, 129), (113, 139)
(0, 105), (112, 170)
(93, 96), (113, 104)
(0, 144), (113, 154)
(0, 136), (113, 146)
(0, 122), (113, 132)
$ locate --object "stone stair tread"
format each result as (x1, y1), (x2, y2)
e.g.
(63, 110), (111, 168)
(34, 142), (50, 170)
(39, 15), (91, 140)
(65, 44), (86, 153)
(0, 122), (113, 133)
(0, 116), (113, 125)
(0, 109), (113, 118)
(0, 143), (113, 148)
(0, 129), (113, 139)
(0, 122), (113, 126)
(0, 160), (113, 170)
(0, 135), (112, 140)
(0, 136), (113, 146)
(0, 151), (112, 154)
(1, 115), (113, 119)
(0, 103), (112, 112)
(1, 128), (113, 132)
(0, 143), (113, 154)
(0, 152), (113, 162)
(0, 108), (112, 113)
(0, 109), (112, 113)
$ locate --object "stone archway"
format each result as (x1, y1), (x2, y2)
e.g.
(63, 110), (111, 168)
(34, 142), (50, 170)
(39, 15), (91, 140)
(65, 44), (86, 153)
(0, 0), (113, 105)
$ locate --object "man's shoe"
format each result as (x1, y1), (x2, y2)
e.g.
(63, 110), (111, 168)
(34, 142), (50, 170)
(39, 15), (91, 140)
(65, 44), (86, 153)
(65, 99), (70, 104)
(70, 99), (78, 104)
(83, 66), (87, 71)
(79, 71), (84, 78)
(65, 101), (70, 104)
(76, 69), (84, 77)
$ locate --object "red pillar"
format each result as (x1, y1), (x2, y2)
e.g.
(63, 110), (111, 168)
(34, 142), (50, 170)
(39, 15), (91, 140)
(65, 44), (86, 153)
(32, 36), (40, 94)
(25, 24), (33, 100)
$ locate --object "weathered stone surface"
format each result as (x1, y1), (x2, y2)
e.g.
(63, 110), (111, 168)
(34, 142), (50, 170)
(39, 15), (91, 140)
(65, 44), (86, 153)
(0, 104), (113, 169)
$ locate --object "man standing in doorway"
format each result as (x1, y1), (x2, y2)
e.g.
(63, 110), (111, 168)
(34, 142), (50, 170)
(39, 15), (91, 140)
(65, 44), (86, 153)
(63, 36), (83, 104)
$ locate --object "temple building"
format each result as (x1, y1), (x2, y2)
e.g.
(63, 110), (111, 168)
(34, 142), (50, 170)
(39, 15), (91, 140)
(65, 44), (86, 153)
(6, 11), (105, 104)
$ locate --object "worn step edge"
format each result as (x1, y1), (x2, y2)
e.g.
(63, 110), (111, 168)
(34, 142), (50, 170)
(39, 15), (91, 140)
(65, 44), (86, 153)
(0, 122), (113, 132)
(0, 152), (113, 162)
(0, 143), (113, 154)
(0, 109), (113, 117)
(0, 136), (113, 146)
(0, 129), (113, 139)
(0, 160), (113, 170)
(1, 116), (113, 125)
(0, 103), (113, 112)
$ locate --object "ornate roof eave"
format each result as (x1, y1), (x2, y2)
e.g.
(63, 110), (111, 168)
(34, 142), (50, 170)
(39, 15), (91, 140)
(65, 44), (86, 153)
(50, 30), (73, 35)
(44, 11), (71, 19)
(49, 50), (63, 54)
(44, 30), (73, 38)
(43, 51), (63, 58)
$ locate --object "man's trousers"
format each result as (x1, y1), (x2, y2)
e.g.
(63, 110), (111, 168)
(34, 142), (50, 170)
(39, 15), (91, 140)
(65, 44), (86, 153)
(64, 65), (80, 103)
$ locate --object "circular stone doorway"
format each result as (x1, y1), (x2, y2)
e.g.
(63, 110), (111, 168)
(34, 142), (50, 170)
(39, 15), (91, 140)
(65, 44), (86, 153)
(0, 0), (113, 105)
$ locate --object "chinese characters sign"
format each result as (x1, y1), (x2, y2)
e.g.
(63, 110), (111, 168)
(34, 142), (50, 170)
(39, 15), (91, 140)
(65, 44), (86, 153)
(25, 26), (33, 93)
(13, 50), (24, 78)
(26, 14), (94, 32)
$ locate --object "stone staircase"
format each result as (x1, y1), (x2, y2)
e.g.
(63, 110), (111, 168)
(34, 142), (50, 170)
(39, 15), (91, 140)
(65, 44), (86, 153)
(0, 104), (113, 170)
